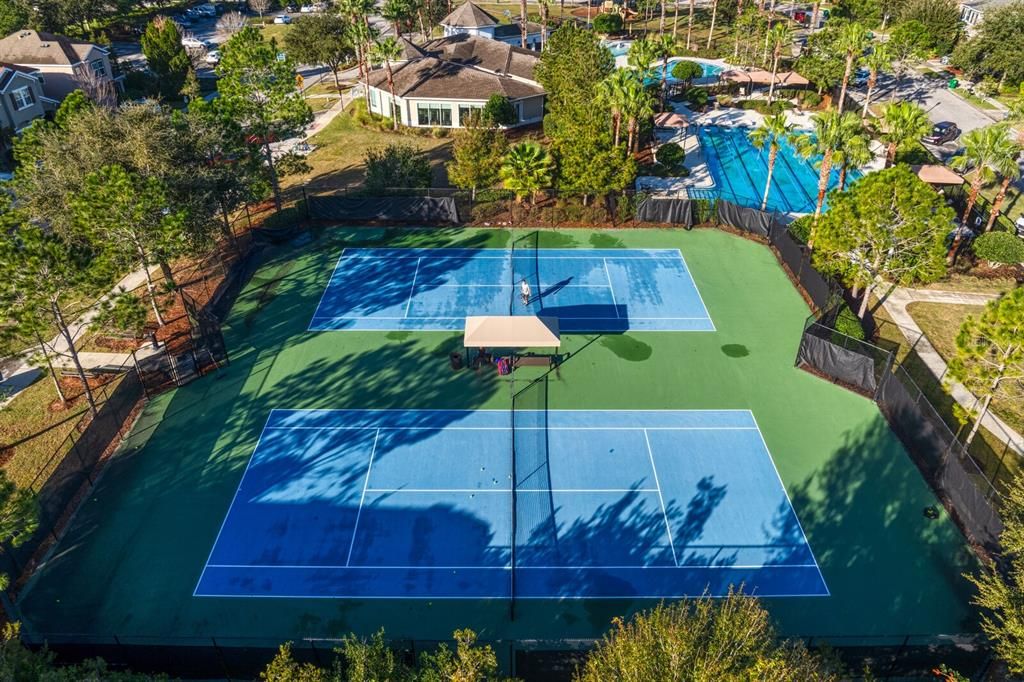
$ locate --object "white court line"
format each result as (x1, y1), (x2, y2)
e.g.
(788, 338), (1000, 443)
(307, 250), (350, 328)
(205, 562), (820, 570)
(403, 257), (421, 318)
(643, 429), (678, 567)
(403, 283), (612, 289)
(364, 488), (660, 493)
(603, 258), (619, 318)
(345, 428), (380, 567)
(263, 426), (759, 432)
(193, 416), (275, 597)
(310, 315), (713, 320)
(677, 252), (717, 332)
(747, 412), (831, 597)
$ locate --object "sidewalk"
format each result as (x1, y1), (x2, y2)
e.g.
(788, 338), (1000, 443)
(881, 286), (1024, 456)
(0, 265), (160, 408)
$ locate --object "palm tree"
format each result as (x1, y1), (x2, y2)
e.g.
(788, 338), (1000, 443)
(627, 38), (660, 81)
(861, 43), (891, 120)
(381, 0), (410, 38)
(686, 0), (696, 50)
(835, 22), (869, 111)
(832, 130), (872, 190)
(621, 75), (656, 153)
(765, 22), (791, 106)
(654, 33), (675, 107)
(520, 0), (528, 48)
(951, 124), (1022, 231)
(878, 101), (930, 167)
(371, 37), (404, 130)
(539, 0), (549, 50)
(706, 0), (720, 50)
(598, 69), (635, 147)
(501, 142), (555, 204)
(748, 114), (795, 210)
(340, 0), (378, 107)
(795, 110), (864, 226)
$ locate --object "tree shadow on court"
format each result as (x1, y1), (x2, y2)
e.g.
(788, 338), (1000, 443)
(773, 415), (980, 636)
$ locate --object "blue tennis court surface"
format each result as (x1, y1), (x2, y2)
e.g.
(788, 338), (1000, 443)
(308, 248), (715, 332)
(195, 409), (827, 599)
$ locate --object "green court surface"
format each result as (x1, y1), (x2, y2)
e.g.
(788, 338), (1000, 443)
(17, 227), (978, 646)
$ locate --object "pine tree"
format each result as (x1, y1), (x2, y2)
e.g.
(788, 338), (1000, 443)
(140, 16), (191, 98)
(447, 116), (506, 200)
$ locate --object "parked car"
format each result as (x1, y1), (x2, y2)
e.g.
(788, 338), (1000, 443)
(923, 121), (961, 145)
(286, 4), (298, 10)
(172, 14), (193, 25)
(851, 68), (870, 87)
(300, 4), (314, 11)
(273, 13), (292, 22)
(205, 49), (221, 64)
(181, 36), (212, 49)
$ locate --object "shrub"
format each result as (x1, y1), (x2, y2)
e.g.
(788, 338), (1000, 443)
(482, 94), (517, 126)
(737, 99), (793, 114)
(834, 304), (866, 341)
(593, 12), (623, 34)
(975, 76), (999, 97)
(671, 60), (704, 85)
(797, 90), (823, 107)
(363, 144), (431, 191)
(973, 231), (1024, 263)
(655, 142), (685, 166)
(684, 87), (709, 107)
(788, 215), (813, 243)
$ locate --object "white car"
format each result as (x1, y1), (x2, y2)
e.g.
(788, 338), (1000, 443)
(299, 4), (314, 11)
(273, 13), (291, 23)
(205, 49), (221, 64)
(181, 36), (211, 49)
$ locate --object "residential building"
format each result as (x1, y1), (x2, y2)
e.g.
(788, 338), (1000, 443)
(366, 35), (545, 129)
(957, 0), (1015, 32)
(0, 30), (122, 102)
(440, 1), (548, 51)
(0, 62), (55, 137)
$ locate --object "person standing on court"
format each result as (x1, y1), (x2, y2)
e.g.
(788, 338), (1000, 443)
(520, 279), (531, 307)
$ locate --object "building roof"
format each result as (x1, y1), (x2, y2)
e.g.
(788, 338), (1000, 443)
(0, 61), (39, 90)
(0, 30), (103, 66)
(441, 1), (500, 28)
(654, 112), (688, 128)
(367, 55), (544, 100)
(421, 34), (539, 81)
(913, 164), (964, 186)
(721, 68), (810, 86)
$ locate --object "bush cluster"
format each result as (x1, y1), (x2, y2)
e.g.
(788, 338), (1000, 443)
(973, 231), (1024, 264)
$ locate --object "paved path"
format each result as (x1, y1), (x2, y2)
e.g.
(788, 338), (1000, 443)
(0, 266), (160, 408)
(881, 286), (1024, 455)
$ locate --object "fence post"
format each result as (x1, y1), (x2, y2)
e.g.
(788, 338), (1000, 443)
(873, 350), (895, 403)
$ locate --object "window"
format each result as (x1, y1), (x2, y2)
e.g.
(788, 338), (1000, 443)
(11, 86), (33, 111)
(369, 87), (379, 110)
(416, 102), (452, 127)
(458, 104), (482, 125)
(90, 59), (105, 76)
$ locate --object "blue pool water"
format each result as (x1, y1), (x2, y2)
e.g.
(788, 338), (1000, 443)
(648, 58), (724, 83)
(694, 126), (856, 214)
(604, 40), (632, 57)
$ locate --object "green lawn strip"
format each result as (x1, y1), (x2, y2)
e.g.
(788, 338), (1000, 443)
(18, 227), (976, 646)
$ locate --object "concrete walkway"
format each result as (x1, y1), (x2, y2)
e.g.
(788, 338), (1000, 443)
(881, 286), (1024, 455)
(0, 266), (161, 408)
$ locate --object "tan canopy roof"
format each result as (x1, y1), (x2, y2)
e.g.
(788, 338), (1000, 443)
(721, 69), (810, 86)
(654, 112), (689, 128)
(913, 164), (964, 186)
(464, 316), (561, 348)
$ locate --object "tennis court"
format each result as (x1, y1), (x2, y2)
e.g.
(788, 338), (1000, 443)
(308, 247), (715, 332)
(195, 407), (827, 600)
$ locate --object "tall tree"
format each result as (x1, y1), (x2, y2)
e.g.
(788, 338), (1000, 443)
(576, 591), (840, 680)
(952, 1), (1024, 88)
(832, 130), (872, 189)
(248, 0), (271, 20)
(887, 20), (931, 98)
(0, 473), (36, 590)
(501, 142), (554, 204)
(749, 114), (796, 210)
(860, 42), (891, 119)
(72, 165), (186, 326)
(653, 33), (674, 107)
(381, 0), (411, 38)
(216, 10), (247, 40)
(983, 131), (1022, 233)
(598, 69), (634, 146)
(284, 14), (355, 91)
(812, 165), (950, 317)
(216, 27), (313, 211)
(0, 221), (112, 416)
(620, 73), (655, 152)
(447, 114), (507, 199)
(835, 21), (869, 110)
(878, 100), (930, 166)
(951, 124), (1021, 231)
(765, 22), (792, 105)
(370, 37), (404, 131)
(706, 0), (720, 49)
(625, 36), (659, 79)
(339, 0), (379, 107)
(685, 0), (696, 50)
(897, 0), (961, 55)
(948, 288), (1024, 448)
(795, 109), (865, 223)
(520, 0), (528, 48)
(140, 16), (191, 98)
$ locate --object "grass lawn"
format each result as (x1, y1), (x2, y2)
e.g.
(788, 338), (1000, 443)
(907, 301), (1024, 436)
(977, 180), (1024, 224)
(0, 376), (90, 490)
(919, 273), (1019, 295)
(284, 102), (453, 192)
(952, 88), (999, 111)
(257, 21), (292, 45)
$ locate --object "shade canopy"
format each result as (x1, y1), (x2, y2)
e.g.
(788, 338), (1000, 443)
(721, 69), (810, 87)
(463, 315), (561, 348)
(654, 112), (689, 128)
(913, 164), (964, 186)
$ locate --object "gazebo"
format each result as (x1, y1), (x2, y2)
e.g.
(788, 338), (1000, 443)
(720, 69), (811, 96)
(462, 315), (561, 371)
(912, 164), (964, 187)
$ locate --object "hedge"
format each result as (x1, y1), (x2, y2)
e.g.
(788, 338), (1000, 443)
(973, 231), (1024, 264)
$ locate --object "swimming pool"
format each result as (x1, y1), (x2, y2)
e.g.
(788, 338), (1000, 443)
(648, 58), (724, 83)
(604, 40), (632, 58)
(693, 125), (855, 214)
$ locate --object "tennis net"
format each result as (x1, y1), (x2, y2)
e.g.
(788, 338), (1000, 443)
(510, 374), (557, 618)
